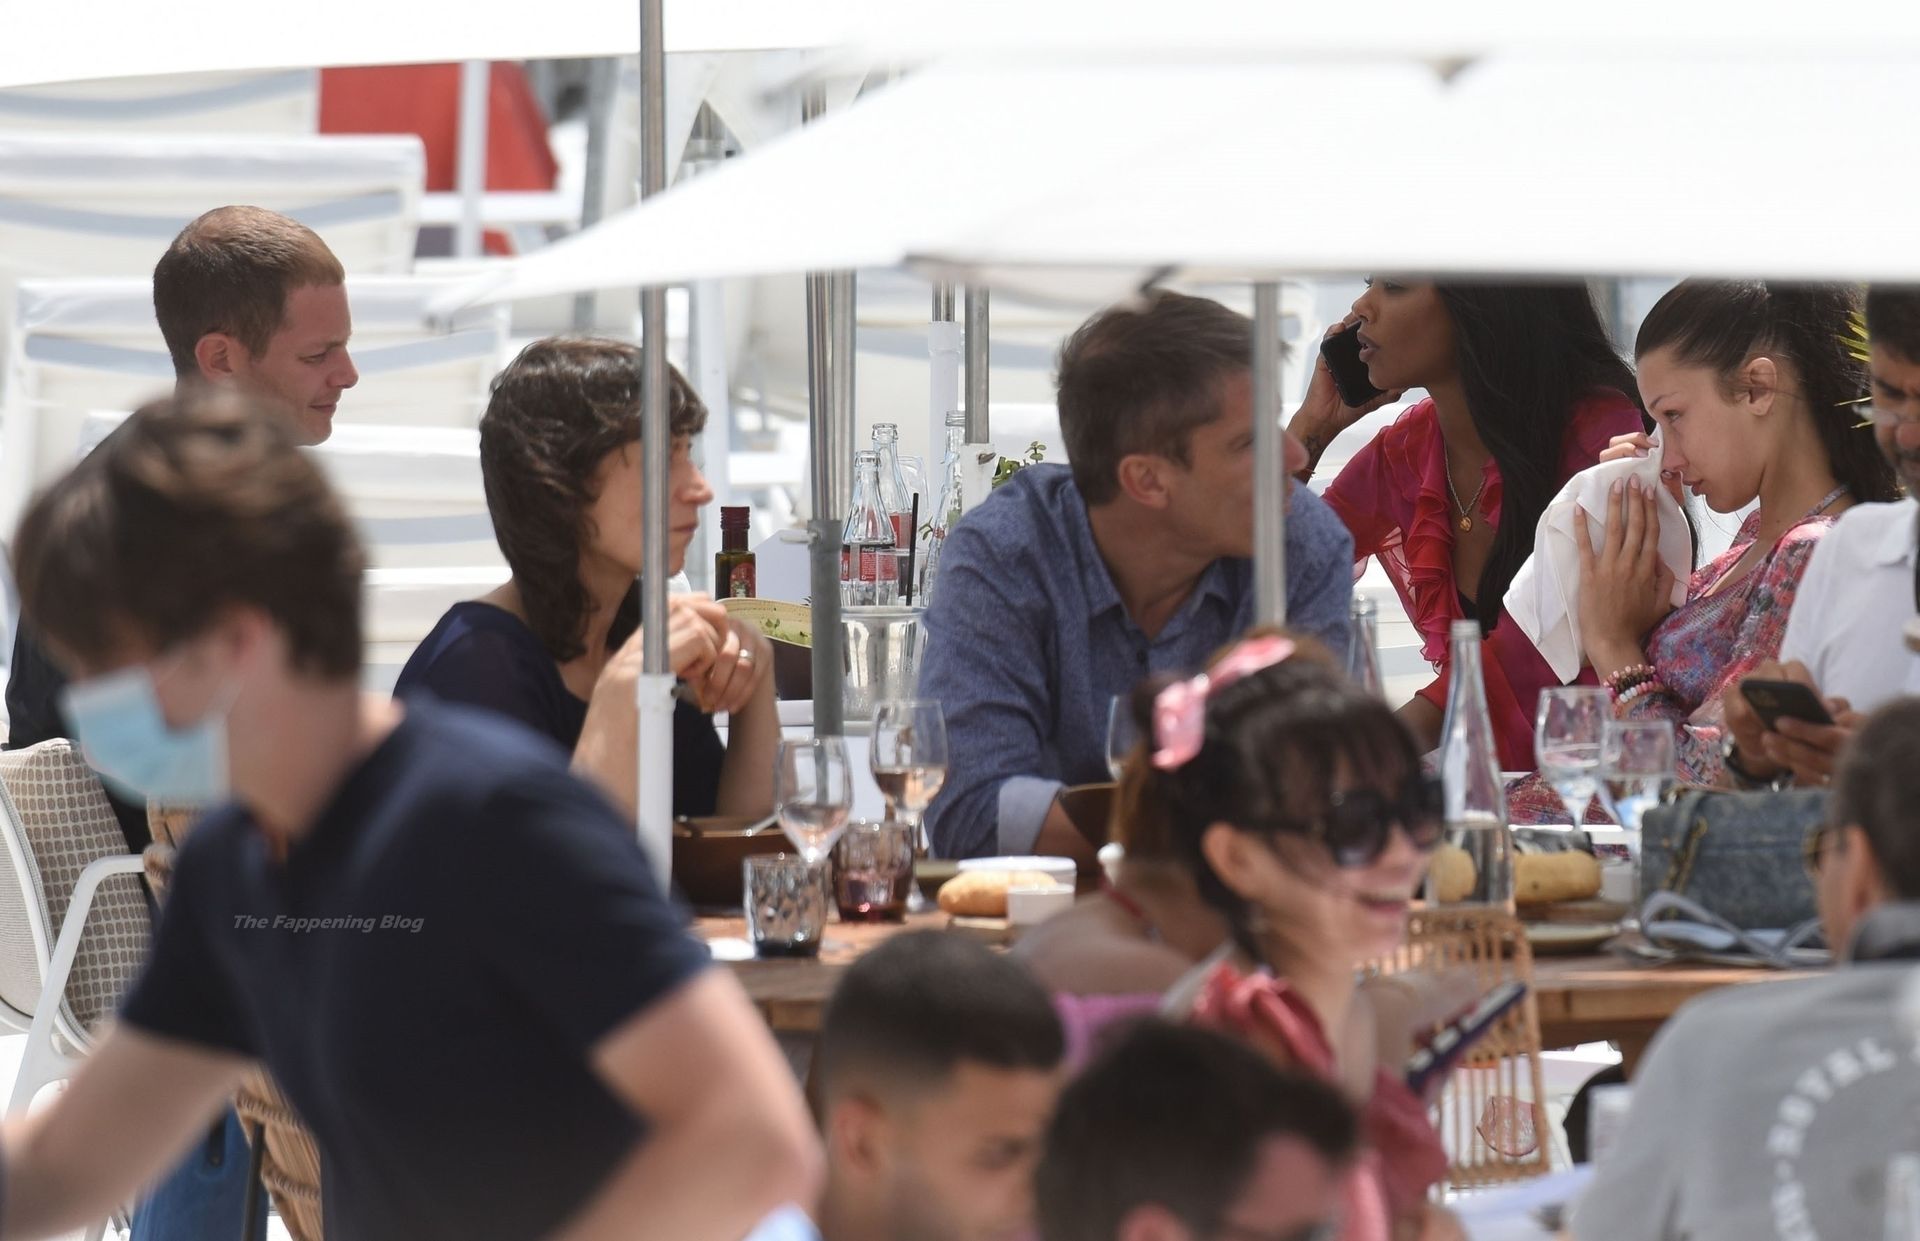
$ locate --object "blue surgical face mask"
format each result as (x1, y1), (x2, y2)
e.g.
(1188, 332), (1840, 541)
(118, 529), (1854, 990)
(59, 661), (233, 804)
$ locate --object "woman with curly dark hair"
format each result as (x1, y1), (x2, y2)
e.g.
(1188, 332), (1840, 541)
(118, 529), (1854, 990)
(394, 336), (778, 819)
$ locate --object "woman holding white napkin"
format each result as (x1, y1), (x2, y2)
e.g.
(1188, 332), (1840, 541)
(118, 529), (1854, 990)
(1508, 281), (1898, 817)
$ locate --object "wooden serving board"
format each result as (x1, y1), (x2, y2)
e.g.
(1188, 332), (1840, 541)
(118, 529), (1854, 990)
(947, 915), (1018, 945)
(1520, 898), (1631, 925)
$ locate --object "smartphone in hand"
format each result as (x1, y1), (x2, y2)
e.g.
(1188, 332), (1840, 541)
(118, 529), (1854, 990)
(1740, 678), (1836, 730)
(1404, 980), (1529, 1096)
(1319, 323), (1386, 408)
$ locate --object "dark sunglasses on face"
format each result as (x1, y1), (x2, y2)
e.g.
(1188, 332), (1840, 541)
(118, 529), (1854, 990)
(1269, 774), (1444, 869)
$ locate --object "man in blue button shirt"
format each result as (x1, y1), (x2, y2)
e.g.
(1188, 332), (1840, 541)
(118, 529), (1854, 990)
(921, 292), (1354, 861)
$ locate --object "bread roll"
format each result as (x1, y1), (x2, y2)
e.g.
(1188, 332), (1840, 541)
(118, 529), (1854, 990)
(937, 869), (1058, 918)
(1514, 850), (1602, 905)
(1429, 844), (1477, 904)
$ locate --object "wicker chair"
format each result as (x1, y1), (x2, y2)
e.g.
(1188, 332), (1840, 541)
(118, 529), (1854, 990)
(0, 740), (153, 1241)
(1378, 908), (1554, 1193)
(147, 807), (326, 1241)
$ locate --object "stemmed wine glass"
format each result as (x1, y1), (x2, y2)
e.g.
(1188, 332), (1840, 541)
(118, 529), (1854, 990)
(871, 700), (949, 850)
(1105, 695), (1136, 781)
(1535, 686), (1609, 827)
(1598, 719), (1677, 844)
(775, 737), (852, 865)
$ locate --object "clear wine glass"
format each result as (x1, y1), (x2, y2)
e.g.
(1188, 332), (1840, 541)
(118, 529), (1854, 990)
(1598, 719), (1677, 843)
(870, 700), (949, 850)
(775, 737), (852, 866)
(1105, 694), (1136, 781)
(1535, 686), (1609, 826)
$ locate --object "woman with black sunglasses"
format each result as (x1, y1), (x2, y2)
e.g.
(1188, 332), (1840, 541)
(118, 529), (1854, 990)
(1148, 636), (1461, 1241)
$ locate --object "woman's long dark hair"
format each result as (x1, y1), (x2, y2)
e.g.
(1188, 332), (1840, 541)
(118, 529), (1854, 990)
(479, 337), (708, 662)
(1634, 280), (1899, 507)
(1144, 656), (1422, 960)
(1433, 283), (1644, 634)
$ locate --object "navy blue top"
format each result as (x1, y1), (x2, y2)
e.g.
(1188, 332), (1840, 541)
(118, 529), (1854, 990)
(919, 464), (1354, 859)
(392, 602), (726, 818)
(119, 700), (711, 1240)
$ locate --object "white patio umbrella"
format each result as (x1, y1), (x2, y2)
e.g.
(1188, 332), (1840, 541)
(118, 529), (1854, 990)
(0, 0), (852, 88)
(836, 0), (1920, 65)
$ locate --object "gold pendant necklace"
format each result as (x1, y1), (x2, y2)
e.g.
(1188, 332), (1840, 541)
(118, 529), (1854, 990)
(1444, 462), (1490, 533)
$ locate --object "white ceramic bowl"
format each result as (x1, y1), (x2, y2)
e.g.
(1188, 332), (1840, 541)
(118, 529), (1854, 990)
(957, 854), (1077, 887)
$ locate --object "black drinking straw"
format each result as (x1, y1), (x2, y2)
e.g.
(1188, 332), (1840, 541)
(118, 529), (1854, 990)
(905, 493), (921, 604)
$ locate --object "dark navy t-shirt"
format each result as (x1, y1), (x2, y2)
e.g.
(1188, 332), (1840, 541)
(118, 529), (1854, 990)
(118, 700), (711, 1241)
(392, 602), (726, 818)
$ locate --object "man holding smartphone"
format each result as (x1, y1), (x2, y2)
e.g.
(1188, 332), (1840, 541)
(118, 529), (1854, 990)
(1721, 286), (1920, 786)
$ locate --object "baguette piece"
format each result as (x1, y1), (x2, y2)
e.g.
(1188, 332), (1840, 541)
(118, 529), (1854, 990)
(937, 869), (1058, 918)
(1514, 850), (1603, 905)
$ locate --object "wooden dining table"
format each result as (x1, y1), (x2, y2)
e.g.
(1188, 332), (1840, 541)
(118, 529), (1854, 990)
(696, 913), (1812, 1072)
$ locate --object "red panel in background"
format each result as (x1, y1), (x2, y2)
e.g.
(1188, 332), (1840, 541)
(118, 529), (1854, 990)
(320, 63), (560, 254)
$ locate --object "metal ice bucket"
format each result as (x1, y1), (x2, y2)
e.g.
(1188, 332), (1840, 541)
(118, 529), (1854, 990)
(842, 605), (926, 721)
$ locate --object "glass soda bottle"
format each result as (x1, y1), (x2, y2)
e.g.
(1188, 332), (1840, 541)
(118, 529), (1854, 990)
(1347, 595), (1384, 697)
(869, 422), (914, 551)
(920, 409), (968, 605)
(1431, 619), (1514, 910)
(842, 450), (900, 606)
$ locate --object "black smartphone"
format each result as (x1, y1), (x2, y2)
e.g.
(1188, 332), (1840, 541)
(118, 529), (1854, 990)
(1319, 323), (1385, 408)
(1740, 678), (1836, 730)
(1403, 980), (1528, 1095)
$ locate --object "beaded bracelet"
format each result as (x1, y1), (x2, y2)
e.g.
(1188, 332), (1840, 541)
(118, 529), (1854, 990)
(1604, 663), (1657, 696)
(1614, 679), (1667, 707)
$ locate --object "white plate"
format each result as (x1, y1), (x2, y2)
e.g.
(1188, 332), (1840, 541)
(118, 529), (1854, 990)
(956, 855), (1077, 885)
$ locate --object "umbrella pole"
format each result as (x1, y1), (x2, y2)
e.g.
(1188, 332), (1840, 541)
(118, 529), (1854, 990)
(964, 286), (990, 442)
(1252, 281), (1288, 627)
(454, 60), (490, 259)
(635, 0), (675, 884)
(804, 86), (847, 738)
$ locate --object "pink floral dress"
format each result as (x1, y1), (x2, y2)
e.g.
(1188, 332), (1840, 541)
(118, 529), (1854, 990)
(1508, 507), (1841, 821)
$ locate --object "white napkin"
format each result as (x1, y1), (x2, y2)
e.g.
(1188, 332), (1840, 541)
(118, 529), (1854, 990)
(1504, 446), (1691, 683)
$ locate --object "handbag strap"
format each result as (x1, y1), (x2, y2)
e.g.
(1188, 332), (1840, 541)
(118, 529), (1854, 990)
(1638, 891), (1823, 968)
(1655, 810), (1713, 899)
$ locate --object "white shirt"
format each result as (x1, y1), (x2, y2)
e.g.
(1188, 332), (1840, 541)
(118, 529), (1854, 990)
(1778, 497), (1920, 712)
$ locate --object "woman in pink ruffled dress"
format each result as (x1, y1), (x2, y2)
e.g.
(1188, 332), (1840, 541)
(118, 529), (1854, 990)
(1290, 282), (1645, 769)
(1143, 635), (1461, 1241)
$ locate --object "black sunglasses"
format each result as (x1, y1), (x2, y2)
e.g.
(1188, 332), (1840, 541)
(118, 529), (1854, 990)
(1268, 774), (1444, 869)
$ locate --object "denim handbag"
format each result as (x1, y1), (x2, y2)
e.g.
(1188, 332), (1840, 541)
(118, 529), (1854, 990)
(1638, 788), (1825, 931)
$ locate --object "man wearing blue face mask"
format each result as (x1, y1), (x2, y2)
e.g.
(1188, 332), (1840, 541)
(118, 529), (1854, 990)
(0, 392), (820, 1241)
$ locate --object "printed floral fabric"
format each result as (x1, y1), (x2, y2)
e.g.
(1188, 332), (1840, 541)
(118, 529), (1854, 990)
(1508, 508), (1838, 822)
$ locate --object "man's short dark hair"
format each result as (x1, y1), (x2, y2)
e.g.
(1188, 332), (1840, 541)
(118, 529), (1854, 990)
(815, 931), (1063, 1102)
(1867, 286), (1920, 367)
(1054, 291), (1257, 506)
(153, 205), (346, 379)
(13, 390), (364, 679)
(1831, 698), (1920, 900)
(1035, 1020), (1357, 1241)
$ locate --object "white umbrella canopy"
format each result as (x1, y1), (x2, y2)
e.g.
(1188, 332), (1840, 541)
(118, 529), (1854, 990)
(0, 0), (854, 88)
(838, 0), (1920, 66)
(449, 49), (1920, 314)
(442, 59), (1443, 309)
(917, 55), (1920, 295)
